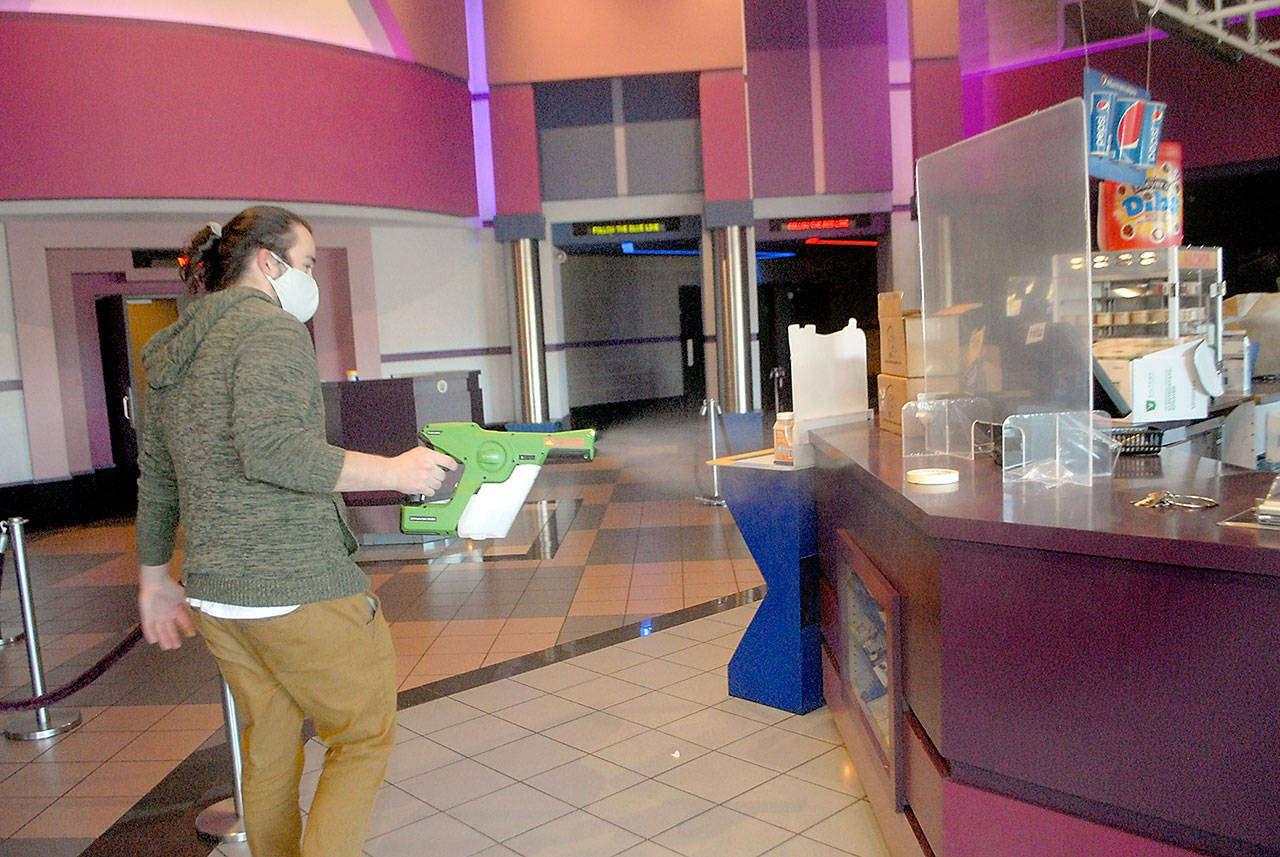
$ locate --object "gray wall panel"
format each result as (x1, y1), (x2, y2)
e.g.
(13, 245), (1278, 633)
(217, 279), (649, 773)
(625, 119), (703, 196)
(539, 125), (617, 201)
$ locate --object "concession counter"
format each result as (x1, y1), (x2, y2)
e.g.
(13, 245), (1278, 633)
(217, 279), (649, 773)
(812, 420), (1280, 857)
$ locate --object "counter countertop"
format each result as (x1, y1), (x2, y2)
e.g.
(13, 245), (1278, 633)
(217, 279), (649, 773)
(810, 420), (1280, 578)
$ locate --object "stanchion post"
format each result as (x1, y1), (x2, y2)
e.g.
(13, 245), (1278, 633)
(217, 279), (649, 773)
(3, 518), (81, 741)
(0, 526), (26, 648)
(696, 399), (727, 507)
(195, 676), (248, 842)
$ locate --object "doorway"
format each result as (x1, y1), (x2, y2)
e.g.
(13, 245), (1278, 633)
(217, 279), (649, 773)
(95, 295), (179, 468)
(756, 240), (881, 418)
(678, 284), (706, 412)
(558, 241), (702, 428)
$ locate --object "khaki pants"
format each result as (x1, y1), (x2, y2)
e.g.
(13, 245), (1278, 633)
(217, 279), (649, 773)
(195, 592), (397, 857)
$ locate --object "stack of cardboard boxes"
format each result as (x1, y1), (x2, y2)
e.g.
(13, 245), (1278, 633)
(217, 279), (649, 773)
(875, 292), (961, 433)
(876, 292), (922, 434)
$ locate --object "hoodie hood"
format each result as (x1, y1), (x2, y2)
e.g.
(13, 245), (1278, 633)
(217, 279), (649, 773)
(142, 288), (274, 390)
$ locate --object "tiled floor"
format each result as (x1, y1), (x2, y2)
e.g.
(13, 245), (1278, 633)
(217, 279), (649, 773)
(0, 409), (888, 857)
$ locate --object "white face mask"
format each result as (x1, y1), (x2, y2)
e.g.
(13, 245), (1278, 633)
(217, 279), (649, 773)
(266, 251), (320, 323)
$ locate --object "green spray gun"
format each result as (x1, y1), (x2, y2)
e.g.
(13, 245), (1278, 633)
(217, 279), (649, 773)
(400, 422), (596, 538)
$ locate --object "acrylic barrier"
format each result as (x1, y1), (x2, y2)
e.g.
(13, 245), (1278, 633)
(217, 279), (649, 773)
(906, 98), (1102, 486)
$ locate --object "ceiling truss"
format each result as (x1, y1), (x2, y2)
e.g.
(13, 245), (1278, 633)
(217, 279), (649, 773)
(1134, 0), (1280, 67)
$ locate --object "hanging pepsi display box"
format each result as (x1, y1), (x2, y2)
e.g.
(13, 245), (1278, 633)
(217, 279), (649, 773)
(1084, 68), (1166, 186)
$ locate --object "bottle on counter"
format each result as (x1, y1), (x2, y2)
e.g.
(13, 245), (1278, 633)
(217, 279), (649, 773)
(773, 411), (795, 466)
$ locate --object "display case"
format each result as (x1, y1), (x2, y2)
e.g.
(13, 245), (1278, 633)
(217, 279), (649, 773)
(1088, 246), (1225, 362)
(830, 529), (903, 809)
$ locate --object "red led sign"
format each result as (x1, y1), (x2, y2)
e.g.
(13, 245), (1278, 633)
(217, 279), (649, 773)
(784, 217), (851, 232)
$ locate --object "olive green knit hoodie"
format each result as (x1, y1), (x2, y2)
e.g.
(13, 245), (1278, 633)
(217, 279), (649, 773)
(135, 287), (365, 607)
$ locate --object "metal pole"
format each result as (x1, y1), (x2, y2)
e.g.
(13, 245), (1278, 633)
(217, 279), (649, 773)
(710, 226), (753, 414)
(3, 518), (81, 741)
(696, 399), (726, 506)
(195, 676), (247, 842)
(0, 527), (25, 648)
(512, 238), (550, 425)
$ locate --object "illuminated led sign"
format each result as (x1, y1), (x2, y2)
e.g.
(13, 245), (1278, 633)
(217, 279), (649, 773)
(768, 213), (872, 233)
(572, 217), (681, 237)
(787, 217), (848, 231)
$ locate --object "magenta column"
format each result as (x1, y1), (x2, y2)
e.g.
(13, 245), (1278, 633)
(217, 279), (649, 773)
(489, 84), (550, 423)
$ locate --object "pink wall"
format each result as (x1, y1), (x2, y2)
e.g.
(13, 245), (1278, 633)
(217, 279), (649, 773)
(914, 58), (965, 160)
(489, 84), (542, 216)
(308, 248), (357, 384)
(316, 225), (382, 382)
(0, 13), (477, 215)
(699, 70), (753, 202)
(962, 41), (1280, 170)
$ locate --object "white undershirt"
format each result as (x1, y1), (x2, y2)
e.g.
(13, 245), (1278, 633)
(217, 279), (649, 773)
(187, 598), (299, 619)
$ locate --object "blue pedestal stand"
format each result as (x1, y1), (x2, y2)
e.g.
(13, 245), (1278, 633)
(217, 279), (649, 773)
(719, 456), (824, 714)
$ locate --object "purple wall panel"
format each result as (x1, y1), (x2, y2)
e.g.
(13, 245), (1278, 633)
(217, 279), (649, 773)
(942, 539), (1280, 850)
(745, 0), (808, 50)
(747, 49), (815, 199)
(0, 13), (476, 215)
(818, 0), (891, 192)
(820, 42), (892, 192)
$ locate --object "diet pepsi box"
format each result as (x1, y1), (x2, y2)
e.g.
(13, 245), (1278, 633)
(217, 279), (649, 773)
(1138, 101), (1165, 168)
(1088, 91), (1115, 157)
(1113, 97), (1146, 164)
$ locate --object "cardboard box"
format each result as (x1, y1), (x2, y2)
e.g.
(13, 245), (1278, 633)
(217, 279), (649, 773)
(879, 313), (962, 378)
(877, 290), (905, 320)
(1095, 338), (1216, 422)
(876, 373), (928, 434)
(1225, 293), (1280, 376)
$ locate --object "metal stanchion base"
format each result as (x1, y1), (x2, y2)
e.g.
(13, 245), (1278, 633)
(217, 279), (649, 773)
(5, 708), (81, 741)
(0, 632), (25, 647)
(695, 495), (727, 507)
(195, 798), (248, 842)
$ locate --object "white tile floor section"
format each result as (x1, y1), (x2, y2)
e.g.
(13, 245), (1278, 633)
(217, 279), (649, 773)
(208, 603), (890, 857)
